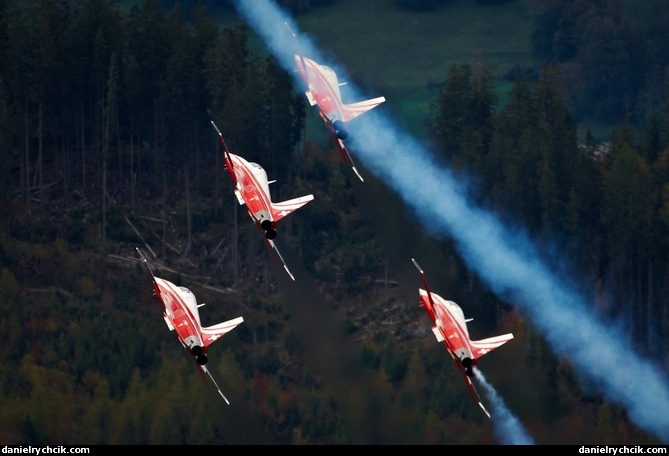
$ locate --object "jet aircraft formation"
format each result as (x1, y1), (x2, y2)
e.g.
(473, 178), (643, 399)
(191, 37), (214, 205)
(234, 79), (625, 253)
(137, 21), (512, 420)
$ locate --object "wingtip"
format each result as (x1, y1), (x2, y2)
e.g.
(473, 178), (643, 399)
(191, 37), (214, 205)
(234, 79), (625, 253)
(352, 166), (364, 182)
(479, 401), (491, 418)
(136, 247), (148, 266)
(284, 265), (296, 281)
(221, 393), (230, 405)
(202, 365), (231, 405)
(210, 119), (222, 136)
(268, 239), (296, 281)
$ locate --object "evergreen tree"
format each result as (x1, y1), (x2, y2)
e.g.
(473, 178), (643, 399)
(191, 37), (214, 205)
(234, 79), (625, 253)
(601, 141), (651, 341)
(429, 63), (474, 167)
(66, 0), (125, 191)
(535, 64), (579, 235)
(487, 76), (541, 228)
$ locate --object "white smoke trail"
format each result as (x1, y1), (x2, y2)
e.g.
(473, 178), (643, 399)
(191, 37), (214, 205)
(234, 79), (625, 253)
(474, 368), (535, 445)
(232, 0), (669, 443)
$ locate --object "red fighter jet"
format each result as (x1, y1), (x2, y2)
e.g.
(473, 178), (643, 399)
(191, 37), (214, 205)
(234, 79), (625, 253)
(288, 25), (385, 182)
(211, 120), (314, 281)
(137, 248), (244, 404)
(412, 258), (514, 418)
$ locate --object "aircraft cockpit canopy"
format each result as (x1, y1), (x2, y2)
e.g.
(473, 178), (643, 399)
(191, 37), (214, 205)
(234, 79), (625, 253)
(178, 286), (199, 316)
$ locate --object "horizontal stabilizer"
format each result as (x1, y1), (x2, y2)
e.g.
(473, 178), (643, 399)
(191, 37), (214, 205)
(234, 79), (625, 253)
(271, 194), (315, 222)
(470, 333), (514, 359)
(201, 316), (244, 347)
(342, 96), (386, 122)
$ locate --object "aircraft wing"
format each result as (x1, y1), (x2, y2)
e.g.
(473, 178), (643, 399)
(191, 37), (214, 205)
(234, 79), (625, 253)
(286, 22), (311, 89)
(136, 247), (164, 306)
(186, 340), (233, 404)
(336, 138), (364, 182)
(211, 120), (238, 185)
(466, 373), (491, 418)
(456, 362), (491, 418)
(413, 259), (437, 322)
(323, 118), (364, 182)
(201, 316), (244, 348)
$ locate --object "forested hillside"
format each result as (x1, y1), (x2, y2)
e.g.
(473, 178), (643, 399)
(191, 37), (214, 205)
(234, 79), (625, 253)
(0, 0), (668, 445)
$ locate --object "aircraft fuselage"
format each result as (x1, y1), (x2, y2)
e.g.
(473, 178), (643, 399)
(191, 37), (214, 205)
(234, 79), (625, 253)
(229, 153), (276, 237)
(155, 277), (208, 364)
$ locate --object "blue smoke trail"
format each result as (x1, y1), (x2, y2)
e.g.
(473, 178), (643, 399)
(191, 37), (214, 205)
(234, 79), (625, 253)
(233, 0), (669, 443)
(474, 368), (535, 445)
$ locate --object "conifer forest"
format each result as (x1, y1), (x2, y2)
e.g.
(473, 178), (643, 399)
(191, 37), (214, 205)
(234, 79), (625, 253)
(1, 0), (669, 445)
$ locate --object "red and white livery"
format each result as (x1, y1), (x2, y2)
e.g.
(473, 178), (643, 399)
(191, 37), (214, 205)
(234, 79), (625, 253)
(138, 248), (243, 404)
(288, 25), (385, 182)
(211, 120), (313, 281)
(412, 258), (513, 418)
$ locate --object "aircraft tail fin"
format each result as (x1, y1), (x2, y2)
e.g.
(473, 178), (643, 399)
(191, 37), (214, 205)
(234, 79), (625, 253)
(342, 96), (386, 122)
(470, 333), (514, 359)
(136, 247), (164, 306)
(271, 194), (315, 223)
(201, 316), (244, 348)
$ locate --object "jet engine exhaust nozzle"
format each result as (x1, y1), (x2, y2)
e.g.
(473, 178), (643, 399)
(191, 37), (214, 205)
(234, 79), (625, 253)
(191, 345), (203, 357)
(265, 228), (277, 240)
(260, 220), (273, 231)
(196, 353), (208, 365)
(462, 357), (474, 377)
(332, 120), (348, 140)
